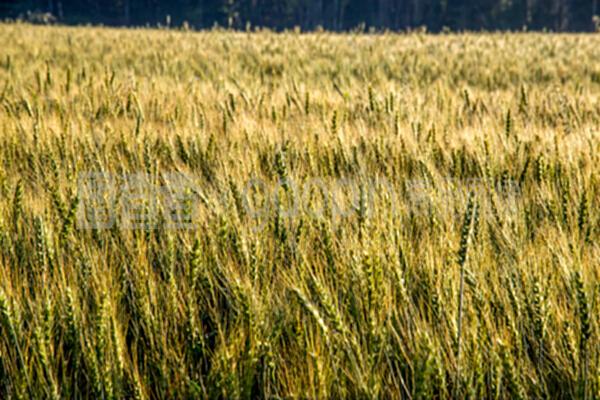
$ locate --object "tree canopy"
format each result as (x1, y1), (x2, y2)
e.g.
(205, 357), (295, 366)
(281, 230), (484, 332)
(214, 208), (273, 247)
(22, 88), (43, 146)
(0, 0), (598, 32)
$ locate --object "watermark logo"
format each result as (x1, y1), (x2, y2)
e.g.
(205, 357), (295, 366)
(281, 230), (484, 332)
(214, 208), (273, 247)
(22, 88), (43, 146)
(77, 171), (522, 230)
(77, 172), (198, 230)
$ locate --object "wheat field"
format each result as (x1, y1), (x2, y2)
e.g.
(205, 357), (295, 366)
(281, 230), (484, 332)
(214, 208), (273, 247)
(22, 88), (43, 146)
(0, 23), (599, 399)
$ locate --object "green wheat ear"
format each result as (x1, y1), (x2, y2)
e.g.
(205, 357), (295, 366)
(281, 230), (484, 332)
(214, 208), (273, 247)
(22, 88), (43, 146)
(274, 143), (290, 192)
(368, 85), (375, 113)
(499, 340), (527, 400)
(330, 109), (338, 135)
(12, 179), (23, 227)
(577, 190), (590, 243)
(455, 192), (478, 396)
(64, 288), (79, 355)
(0, 289), (31, 393)
(519, 85), (528, 114)
(504, 109), (512, 138)
(573, 270), (592, 399)
(60, 194), (79, 248)
(0, 290), (18, 348)
(34, 216), (48, 275)
(304, 91), (310, 115)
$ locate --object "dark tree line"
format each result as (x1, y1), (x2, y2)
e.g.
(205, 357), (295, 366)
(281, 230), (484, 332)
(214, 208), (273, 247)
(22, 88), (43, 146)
(0, 0), (598, 31)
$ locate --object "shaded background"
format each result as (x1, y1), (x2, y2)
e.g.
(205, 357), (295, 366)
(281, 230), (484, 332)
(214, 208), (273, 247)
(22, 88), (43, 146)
(0, 0), (598, 32)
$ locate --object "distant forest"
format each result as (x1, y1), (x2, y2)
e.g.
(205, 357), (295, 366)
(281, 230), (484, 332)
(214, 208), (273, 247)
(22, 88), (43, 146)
(0, 0), (598, 32)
